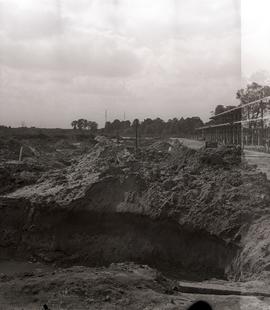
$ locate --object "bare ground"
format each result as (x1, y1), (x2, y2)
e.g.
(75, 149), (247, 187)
(1, 135), (270, 309)
(0, 262), (270, 310)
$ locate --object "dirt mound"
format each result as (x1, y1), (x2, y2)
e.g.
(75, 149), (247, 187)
(148, 140), (171, 152)
(5, 137), (137, 205)
(0, 162), (41, 195)
(198, 145), (242, 166)
(1, 138), (270, 282)
(0, 263), (177, 310)
(0, 135), (96, 194)
(54, 139), (77, 150)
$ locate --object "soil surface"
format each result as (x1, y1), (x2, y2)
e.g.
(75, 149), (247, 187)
(0, 132), (96, 194)
(1, 134), (270, 309)
(244, 150), (270, 179)
(0, 262), (270, 310)
(177, 138), (270, 180)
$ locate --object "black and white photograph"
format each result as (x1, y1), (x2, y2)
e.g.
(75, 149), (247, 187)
(0, 0), (270, 309)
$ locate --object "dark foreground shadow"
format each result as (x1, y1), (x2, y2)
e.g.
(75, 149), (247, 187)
(187, 300), (213, 310)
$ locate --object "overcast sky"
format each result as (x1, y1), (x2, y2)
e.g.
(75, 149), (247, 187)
(0, 0), (268, 128)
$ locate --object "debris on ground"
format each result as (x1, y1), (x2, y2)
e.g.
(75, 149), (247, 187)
(1, 136), (270, 308)
(0, 135), (96, 194)
(0, 262), (269, 310)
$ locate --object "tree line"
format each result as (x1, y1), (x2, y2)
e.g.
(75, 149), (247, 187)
(101, 116), (204, 137)
(71, 119), (98, 132)
(71, 82), (270, 137)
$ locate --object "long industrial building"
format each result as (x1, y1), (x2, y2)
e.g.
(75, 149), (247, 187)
(196, 96), (270, 152)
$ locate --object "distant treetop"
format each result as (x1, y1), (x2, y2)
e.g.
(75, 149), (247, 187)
(71, 119), (98, 132)
(236, 82), (270, 105)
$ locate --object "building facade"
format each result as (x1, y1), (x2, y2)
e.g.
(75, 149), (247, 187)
(197, 96), (270, 151)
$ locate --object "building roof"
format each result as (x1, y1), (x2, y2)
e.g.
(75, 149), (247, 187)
(196, 96), (270, 131)
(210, 106), (240, 119)
(210, 96), (270, 120)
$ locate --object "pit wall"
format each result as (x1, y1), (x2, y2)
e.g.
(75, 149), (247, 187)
(0, 198), (237, 281)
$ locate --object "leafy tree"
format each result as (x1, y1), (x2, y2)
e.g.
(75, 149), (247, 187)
(214, 105), (236, 115)
(236, 82), (270, 105)
(132, 119), (140, 128)
(71, 120), (78, 130)
(83, 119), (88, 129)
(214, 105), (226, 115)
(77, 119), (85, 130)
(102, 116), (203, 137)
(87, 121), (98, 132)
(104, 121), (112, 132)
(111, 119), (121, 132)
(71, 119), (98, 131)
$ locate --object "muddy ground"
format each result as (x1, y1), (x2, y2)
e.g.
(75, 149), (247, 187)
(1, 133), (270, 309)
(1, 262), (270, 310)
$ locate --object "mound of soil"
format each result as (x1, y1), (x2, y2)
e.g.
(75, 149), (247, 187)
(0, 162), (41, 195)
(0, 135), (96, 194)
(1, 138), (270, 283)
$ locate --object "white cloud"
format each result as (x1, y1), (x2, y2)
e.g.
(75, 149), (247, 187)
(0, 0), (241, 128)
(241, 0), (270, 77)
(0, 28), (144, 77)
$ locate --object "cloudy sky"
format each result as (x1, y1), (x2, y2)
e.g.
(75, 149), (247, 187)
(0, 0), (268, 128)
(242, 0), (270, 85)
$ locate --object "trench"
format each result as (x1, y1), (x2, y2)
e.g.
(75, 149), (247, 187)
(3, 208), (238, 282)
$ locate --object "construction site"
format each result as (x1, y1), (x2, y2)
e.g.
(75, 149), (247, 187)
(1, 0), (270, 308)
(0, 118), (270, 309)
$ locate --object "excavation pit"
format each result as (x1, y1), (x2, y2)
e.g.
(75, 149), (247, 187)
(8, 209), (238, 282)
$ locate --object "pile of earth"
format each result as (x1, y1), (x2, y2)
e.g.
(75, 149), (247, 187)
(1, 137), (270, 283)
(0, 136), (96, 194)
(0, 161), (43, 195)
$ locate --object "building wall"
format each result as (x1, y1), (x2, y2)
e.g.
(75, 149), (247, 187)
(198, 98), (270, 152)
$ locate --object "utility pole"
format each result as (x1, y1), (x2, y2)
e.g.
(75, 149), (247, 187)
(105, 109), (108, 124)
(134, 119), (139, 152)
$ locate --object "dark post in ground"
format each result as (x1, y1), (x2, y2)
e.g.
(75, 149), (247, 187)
(134, 119), (139, 152)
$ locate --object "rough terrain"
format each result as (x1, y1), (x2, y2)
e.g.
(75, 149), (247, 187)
(1, 135), (270, 309)
(244, 150), (270, 179)
(0, 132), (96, 194)
(177, 137), (270, 180)
(1, 262), (270, 310)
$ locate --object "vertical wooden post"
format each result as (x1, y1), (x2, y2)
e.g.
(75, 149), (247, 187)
(260, 100), (264, 147)
(240, 124), (244, 149)
(135, 120), (138, 152)
(251, 123), (254, 146)
(19, 146), (23, 162)
(116, 130), (120, 145)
